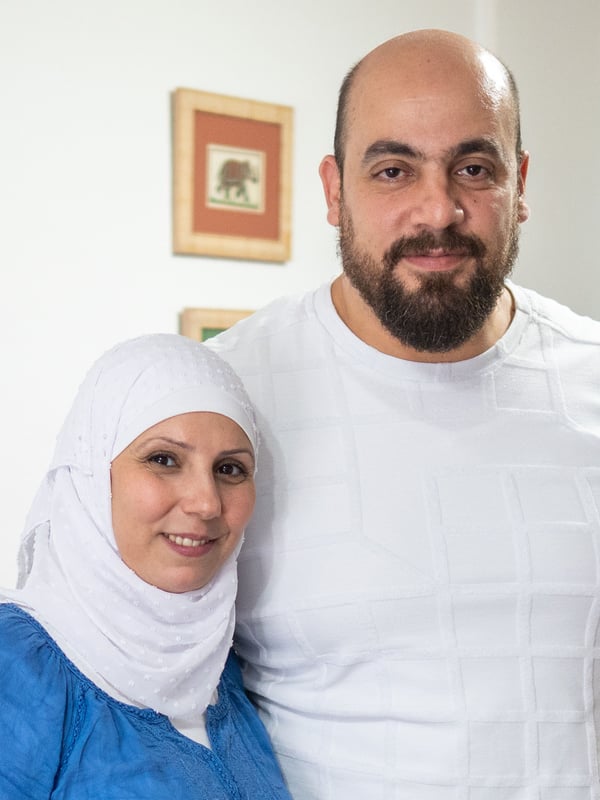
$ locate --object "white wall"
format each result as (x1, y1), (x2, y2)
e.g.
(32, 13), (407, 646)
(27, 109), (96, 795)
(0, 0), (598, 585)
(495, 0), (600, 313)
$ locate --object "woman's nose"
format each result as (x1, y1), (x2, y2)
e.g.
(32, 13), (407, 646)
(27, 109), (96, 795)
(180, 474), (222, 519)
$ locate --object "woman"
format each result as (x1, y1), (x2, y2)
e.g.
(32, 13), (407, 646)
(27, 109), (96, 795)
(0, 334), (291, 799)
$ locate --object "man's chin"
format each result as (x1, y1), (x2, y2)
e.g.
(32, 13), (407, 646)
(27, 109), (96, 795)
(387, 263), (473, 297)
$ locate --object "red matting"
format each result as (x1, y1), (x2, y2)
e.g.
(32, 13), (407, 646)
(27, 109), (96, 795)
(192, 111), (280, 240)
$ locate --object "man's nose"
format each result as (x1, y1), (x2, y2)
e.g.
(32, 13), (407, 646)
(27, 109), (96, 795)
(408, 173), (464, 231)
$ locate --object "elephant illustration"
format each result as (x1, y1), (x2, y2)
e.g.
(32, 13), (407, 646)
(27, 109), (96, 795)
(216, 159), (258, 203)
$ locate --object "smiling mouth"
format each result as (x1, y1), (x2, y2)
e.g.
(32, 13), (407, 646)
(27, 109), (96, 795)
(402, 251), (469, 271)
(165, 533), (213, 547)
(405, 248), (469, 258)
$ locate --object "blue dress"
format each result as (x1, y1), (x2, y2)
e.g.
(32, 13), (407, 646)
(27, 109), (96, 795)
(0, 604), (292, 799)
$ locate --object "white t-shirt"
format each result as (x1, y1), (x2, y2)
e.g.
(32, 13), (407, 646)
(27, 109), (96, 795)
(210, 281), (600, 799)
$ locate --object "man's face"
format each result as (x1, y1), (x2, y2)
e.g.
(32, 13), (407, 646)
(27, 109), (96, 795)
(338, 197), (521, 353)
(321, 46), (529, 353)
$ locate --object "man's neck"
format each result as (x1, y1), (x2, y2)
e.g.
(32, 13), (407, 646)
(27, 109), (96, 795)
(330, 274), (515, 363)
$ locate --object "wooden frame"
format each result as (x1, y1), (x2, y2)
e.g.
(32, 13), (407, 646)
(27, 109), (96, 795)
(179, 307), (253, 342)
(172, 88), (293, 262)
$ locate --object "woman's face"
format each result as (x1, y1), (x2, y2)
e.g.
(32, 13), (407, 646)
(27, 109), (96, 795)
(110, 411), (255, 593)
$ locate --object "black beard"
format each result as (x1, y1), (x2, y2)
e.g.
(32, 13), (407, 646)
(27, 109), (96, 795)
(339, 214), (520, 353)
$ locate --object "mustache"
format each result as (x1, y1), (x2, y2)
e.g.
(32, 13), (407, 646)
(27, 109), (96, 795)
(383, 230), (486, 271)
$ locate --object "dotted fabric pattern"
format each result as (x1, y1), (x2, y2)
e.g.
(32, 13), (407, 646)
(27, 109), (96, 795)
(210, 282), (600, 800)
(53, 333), (258, 471)
(4, 333), (258, 721)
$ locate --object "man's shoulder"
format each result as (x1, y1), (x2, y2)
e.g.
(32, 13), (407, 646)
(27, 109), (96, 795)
(218, 286), (321, 340)
(514, 283), (600, 346)
(207, 284), (330, 373)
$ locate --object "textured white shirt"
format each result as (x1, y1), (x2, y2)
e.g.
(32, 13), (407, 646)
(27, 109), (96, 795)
(210, 282), (600, 800)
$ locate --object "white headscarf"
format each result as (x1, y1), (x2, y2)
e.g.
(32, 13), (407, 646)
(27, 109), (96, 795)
(2, 333), (259, 722)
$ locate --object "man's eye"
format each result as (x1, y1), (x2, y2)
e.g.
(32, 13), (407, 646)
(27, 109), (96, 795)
(458, 164), (489, 178)
(377, 167), (403, 179)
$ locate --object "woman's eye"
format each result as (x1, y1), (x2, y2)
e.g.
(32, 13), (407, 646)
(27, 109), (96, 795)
(217, 462), (248, 480)
(148, 453), (176, 467)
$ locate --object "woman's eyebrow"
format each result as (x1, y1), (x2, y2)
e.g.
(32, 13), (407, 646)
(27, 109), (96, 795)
(137, 438), (254, 461)
(141, 436), (192, 450)
(220, 448), (254, 458)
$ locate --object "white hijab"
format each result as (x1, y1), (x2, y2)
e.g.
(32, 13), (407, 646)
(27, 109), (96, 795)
(2, 333), (258, 722)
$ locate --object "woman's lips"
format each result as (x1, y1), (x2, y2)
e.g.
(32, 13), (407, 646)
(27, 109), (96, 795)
(163, 532), (218, 555)
(165, 533), (210, 547)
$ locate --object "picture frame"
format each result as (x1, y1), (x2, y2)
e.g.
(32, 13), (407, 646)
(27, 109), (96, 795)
(179, 307), (253, 342)
(172, 88), (293, 263)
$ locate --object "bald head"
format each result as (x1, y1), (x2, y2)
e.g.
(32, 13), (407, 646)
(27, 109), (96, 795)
(333, 29), (521, 175)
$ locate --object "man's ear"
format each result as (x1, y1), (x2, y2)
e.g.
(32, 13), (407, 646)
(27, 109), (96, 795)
(517, 151), (530, 223)
(319, 155), (342, 227)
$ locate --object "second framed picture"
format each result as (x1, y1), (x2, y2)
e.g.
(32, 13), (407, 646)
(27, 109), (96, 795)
(179, 307), (253, 342)
(173, 88), (293, 263)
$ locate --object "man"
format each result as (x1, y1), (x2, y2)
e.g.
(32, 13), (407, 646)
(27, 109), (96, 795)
(210, 29), (600, 799)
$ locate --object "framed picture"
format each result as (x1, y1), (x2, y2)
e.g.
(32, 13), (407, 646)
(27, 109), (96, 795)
(179, 307), (253, 342)
(172, 88), (293, 263)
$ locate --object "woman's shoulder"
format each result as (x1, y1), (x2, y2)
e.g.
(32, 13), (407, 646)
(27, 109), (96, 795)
(0, 604), (79, 796)
(0, 603), (151, 718)
(0, 603), (79, 714)
(0, 602), (64, 664)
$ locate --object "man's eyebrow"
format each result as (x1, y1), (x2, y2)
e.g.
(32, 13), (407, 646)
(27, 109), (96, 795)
(361, 137), (504, 166)
(361, 140), (423, 165)
(450, 138), (503, 160)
